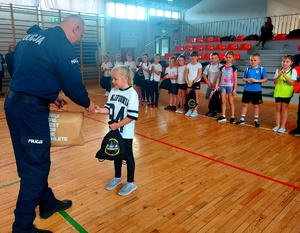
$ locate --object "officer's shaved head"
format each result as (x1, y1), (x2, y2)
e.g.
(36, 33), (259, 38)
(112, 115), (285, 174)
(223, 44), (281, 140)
(60, 14), (85, 44)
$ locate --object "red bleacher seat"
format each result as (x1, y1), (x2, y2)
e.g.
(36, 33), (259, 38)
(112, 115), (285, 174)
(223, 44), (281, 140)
(239, 43), (252, 50)
(164, 53), (172, 59)
(236, 35), (246, 41)
(215, 44), (226, 50)
(218, 53), (225, 60)
(175, 45), (184, 51)
(298, 44), (300, 50)
(227, 44), (238, 50)
(214, 36), (221, 42)
(196, 37), (204, 43)
(185, 45), (193, 51)
(197, 53), (203, 60)
(234, 53), (241, 60)
(203, 53), (210, 60)
(194, 45), (203, 50)
(274, 34), (287, 40)
(204, 44), (214, 50)
(186, 38), (196, 43)
(205, 37), (214, 42)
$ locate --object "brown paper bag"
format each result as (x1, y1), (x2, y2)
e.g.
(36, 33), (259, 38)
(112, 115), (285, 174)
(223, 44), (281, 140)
(49, 111), (85, 147)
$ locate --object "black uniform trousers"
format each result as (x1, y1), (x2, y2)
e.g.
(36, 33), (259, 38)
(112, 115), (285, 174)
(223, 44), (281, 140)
(4, 91), (58, 233)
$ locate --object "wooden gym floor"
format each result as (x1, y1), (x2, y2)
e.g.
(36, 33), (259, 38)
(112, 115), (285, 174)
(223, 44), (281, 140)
(0, 82), (299, 233)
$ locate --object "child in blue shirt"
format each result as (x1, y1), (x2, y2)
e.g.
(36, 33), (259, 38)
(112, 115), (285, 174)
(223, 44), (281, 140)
(236, 53), (268, 127)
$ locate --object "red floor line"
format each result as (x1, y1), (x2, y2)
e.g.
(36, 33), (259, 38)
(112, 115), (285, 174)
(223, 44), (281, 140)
(2, 113), (299, 191)
(135, 132), (300, 191)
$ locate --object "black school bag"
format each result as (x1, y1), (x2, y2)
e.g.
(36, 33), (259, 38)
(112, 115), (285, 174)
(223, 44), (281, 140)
(185, 89), (198, 110)
(96, 129), (128, 161)
(134, 68), (144, 86)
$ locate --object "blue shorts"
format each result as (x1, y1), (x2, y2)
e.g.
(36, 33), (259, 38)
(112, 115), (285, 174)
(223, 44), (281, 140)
(219, 86), (234, 94)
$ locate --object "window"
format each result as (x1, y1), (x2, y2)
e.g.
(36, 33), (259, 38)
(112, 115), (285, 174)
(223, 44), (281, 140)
(107, 2), (115, 17)
(156, 9), (164, 17)
(126, 5), (136, 20)
(136, 6), (145, 20)
(115, 3), (125, 18)
(149, 8), (156, 16)
(106, 2), (179, 21)
(172, 12), (179, 19)
(165, 11), (171, 18)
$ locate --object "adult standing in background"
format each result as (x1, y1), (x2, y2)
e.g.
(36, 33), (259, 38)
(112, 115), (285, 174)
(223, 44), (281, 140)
(0, 52), (4, 95)
(4, 15), (96, 233)
(256, 17), (273, 50)
(5, 44), (15, 78)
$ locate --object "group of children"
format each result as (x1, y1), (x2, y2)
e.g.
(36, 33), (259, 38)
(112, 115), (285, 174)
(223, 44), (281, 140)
(100, 50), (298, 134)
(134, 50), (297, 133)
(96, 50), (298, 197)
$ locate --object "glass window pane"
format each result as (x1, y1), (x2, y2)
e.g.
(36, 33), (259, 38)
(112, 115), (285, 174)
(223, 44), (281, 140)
(116, 3), (125, 18)
(172, 12), (179, 19)
(157, 9), (164, 17)
(165, 11), (171, 18)
(107, 2), (115, 17)
(136, 6), (145, 20)
(149, 8), (156, 16)
(126, 5), (136, 19)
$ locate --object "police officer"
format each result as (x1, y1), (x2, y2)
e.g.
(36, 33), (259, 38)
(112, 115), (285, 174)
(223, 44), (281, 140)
(4, 15), (96, 233)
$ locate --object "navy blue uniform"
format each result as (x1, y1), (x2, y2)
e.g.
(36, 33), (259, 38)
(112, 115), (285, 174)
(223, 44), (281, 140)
(4, 26), (91, 233)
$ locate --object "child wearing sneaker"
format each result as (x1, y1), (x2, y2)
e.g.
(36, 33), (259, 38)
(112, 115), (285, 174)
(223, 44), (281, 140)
(214, 50), (238, 123)
(184, 51), (202, 117)
(176, 55), (187, 114)
(101, 55), (113, 96)
(203, 52), (223, 117)
(236, 53), (268, 127)
(164, 56), (178, 111)
(273, 55), (297, 133)
(149, 54), (162, 107)
(95, 65), (139, 196)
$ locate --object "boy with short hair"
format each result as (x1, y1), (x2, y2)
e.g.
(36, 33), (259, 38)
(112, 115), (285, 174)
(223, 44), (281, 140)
(236, 53), (268, 127)
(203, 52), (223, 117)
(149, 53), (162, 107)
(164, 56), (178, 111)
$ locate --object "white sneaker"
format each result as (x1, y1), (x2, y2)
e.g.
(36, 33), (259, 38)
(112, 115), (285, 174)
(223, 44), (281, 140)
(277, 127), (286, 133)
(272, 126), (280, 132)
(105, 91), (110, 96)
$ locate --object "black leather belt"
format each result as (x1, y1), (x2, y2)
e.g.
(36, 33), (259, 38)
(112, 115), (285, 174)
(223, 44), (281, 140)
(7, 90), (50, 107)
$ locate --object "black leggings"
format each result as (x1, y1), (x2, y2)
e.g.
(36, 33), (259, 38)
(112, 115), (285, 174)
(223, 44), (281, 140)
(259, 33), (272, 47)
(114, 139), (135, 182)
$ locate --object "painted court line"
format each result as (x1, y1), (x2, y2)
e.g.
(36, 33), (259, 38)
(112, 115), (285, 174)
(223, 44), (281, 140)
(59, 211), (88, 233)
(135, 132), (300, 191)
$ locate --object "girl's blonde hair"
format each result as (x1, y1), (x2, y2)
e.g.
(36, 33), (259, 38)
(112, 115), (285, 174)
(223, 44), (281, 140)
(111, 65), (133, 86)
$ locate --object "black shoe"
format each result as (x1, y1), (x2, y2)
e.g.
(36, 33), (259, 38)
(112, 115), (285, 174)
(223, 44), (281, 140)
(164, 105), (172, 110)
(33, 227), (52, 233)
(254, 121), (260, 128)
(230, 117), (236, 124)
(40, 200), (72, 219)
(205, 111), (212, 116)
(290, 128), (300, 136)
(171, 106), (176, 111)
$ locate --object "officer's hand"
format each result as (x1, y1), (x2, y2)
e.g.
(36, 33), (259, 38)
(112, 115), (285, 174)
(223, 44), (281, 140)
(54, 96), (68, 108)
(85, 101), (95, 114)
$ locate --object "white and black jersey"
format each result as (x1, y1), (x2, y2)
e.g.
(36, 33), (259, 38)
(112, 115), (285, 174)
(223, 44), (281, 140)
(105, 86), (139, 139)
